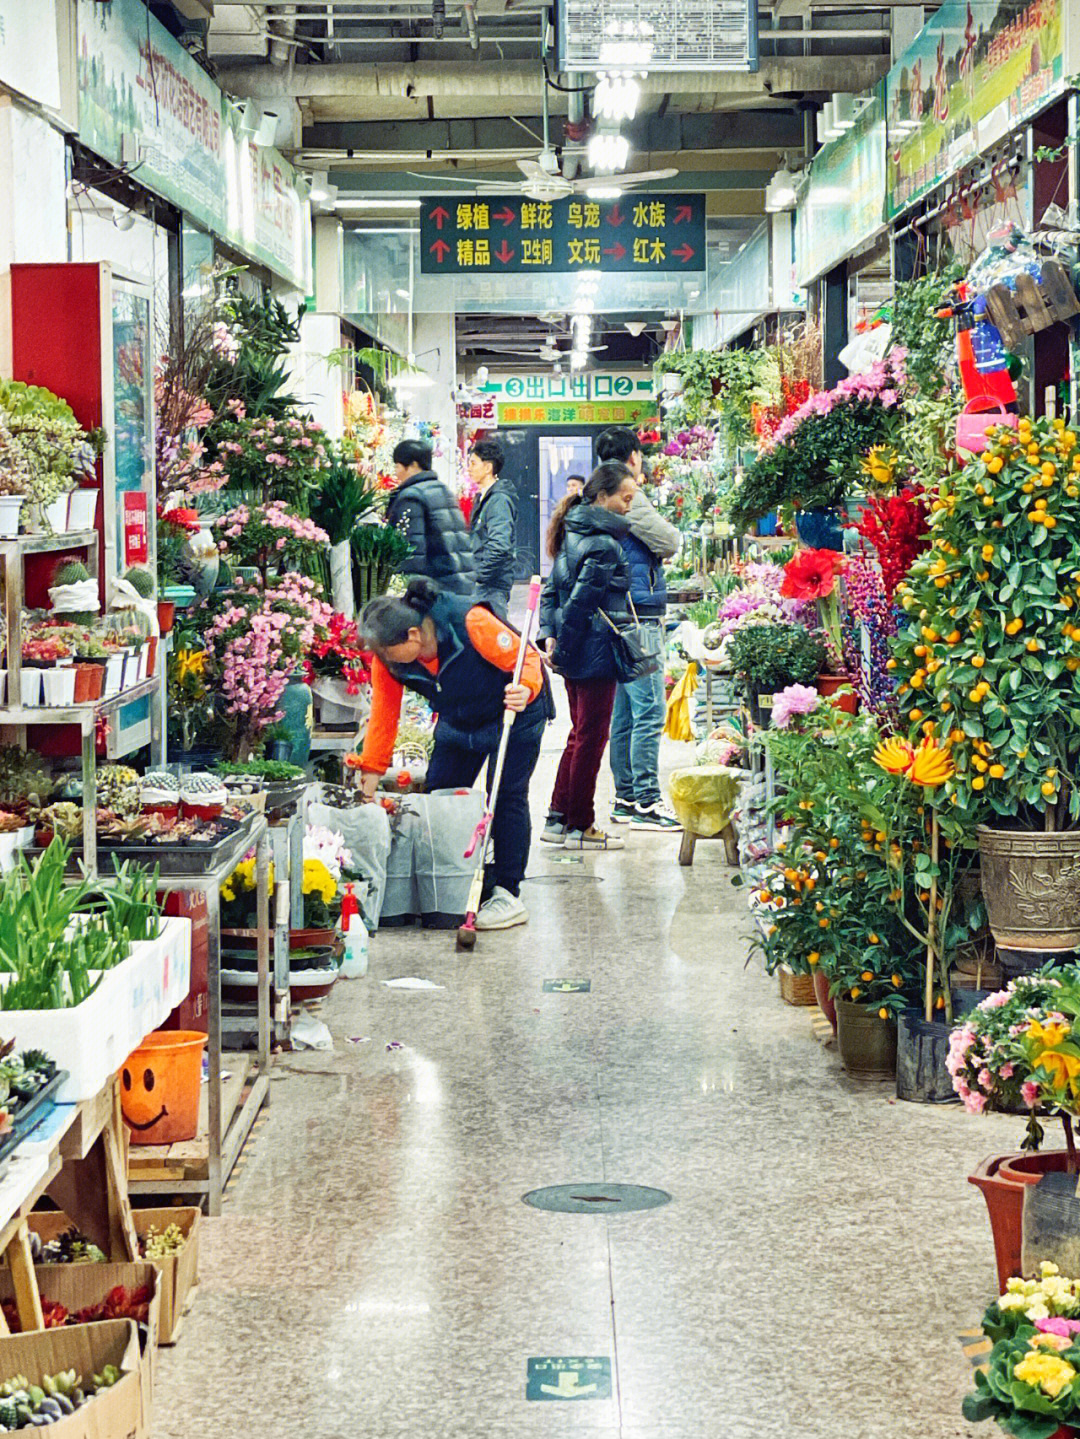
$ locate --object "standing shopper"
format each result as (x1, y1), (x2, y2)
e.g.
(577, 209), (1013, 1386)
(595, 427), (682, 832)
(358, 578), (553, 930)
(386, 439), (477, 598)
(468, 438), (516, 617)
(538, 461), (637, 851)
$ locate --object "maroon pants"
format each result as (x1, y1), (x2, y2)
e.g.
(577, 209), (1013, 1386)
(549, 677), (618, 832)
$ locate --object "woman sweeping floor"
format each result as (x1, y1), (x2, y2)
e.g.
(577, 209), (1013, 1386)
(358, 578), (553, 930)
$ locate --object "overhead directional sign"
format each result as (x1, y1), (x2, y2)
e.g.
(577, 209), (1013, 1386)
(420, 194), (705, 275)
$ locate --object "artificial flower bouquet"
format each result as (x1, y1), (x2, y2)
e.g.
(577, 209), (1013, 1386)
(965, 1265), (1080, 1439)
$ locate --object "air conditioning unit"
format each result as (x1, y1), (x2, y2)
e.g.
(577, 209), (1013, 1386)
(556, 0), (758, 74)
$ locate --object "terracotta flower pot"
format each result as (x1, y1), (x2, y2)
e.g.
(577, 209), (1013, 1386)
(812, 968), (837, 1032)
(146, 636), (158, 677)
(157, 600), (175, 635)
(969, 1150), (1075, 1292)
(817, 673), (857, 714)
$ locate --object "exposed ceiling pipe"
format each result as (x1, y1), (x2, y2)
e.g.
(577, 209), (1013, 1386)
(563, 74), (586, 179)
(462, 2), (479, 49)
(268, 4), (297, 65)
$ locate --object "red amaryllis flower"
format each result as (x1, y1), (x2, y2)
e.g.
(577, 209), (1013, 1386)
(161, 506), (201, 532)
(781, 547), (845, 601)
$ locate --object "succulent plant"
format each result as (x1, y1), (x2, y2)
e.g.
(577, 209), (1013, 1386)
(40, 802), (83, 839)
(141, 770), (180, 794)
(95, 765), (141, 818)
(50, 560), (97, 625)
(181, 772), (225, 796)
(123, 566), (155, 599)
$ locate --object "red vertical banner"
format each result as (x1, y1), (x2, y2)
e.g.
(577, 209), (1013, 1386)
(123, 491), (149, 566)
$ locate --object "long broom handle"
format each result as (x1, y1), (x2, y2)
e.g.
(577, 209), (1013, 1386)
(483, 576), (542, 820)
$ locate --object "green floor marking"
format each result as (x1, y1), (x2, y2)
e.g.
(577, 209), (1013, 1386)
(526, 1357), (611, 1401)
(542, 979), (591, 993)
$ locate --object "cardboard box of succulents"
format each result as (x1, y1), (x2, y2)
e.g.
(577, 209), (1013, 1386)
(26, 1208), (199, 1345)
(0, 1319), (144, 1438)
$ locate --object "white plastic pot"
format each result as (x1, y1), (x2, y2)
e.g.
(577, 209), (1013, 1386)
(0, 833), (16, 874)
(66, 488), (98, 531)
(43, 494), (69, 534)
(0, 495), (24, 538)
(0, 669), (6, 704)
(42, 667), (76, 707)
(19, 669), (41, 707)
(103, 654), (124, 698)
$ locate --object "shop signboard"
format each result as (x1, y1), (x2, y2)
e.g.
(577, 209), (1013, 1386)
(886, 0), (1064, 219)
(796, 87), (887, 286)
(420, 194), (705, 275)
(76, 0), (308, 288)
(0, 0), (62, 111)
(497, 399), (657, 426)
(479, 371), (656, 402)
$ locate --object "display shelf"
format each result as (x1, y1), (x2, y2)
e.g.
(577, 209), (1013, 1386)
(127, 1058), (253, 1186)
(0, 529), (98, 556)
(0, 673), (158, 726)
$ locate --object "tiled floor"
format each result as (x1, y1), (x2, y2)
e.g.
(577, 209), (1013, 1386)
(152, 716), (1019, 1438)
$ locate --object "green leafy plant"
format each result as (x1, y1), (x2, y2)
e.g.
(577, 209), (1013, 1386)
(888, 264), (963, 394)
(214, 758), (305, 782)
(728, 622), (824, 694)
(351, 522), (413, 606)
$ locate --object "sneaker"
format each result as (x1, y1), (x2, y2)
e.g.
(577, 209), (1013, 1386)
(610, 799), (637, 825)
(631, 802), (682, 832)
(540, 814), (567, 845)
(475, 887), (529, 930)
(564, 826), (625, 850)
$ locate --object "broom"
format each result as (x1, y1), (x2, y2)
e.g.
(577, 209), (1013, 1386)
(457, 576), (543, 951)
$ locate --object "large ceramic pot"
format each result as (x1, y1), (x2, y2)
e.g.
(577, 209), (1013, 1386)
(976, 825), (1080, 960)
(835, 997), (897, 1077)
(278, 670), (313, 765)
(812, 968), (837, 1033)
(895, 1010), (955, 1103)
(794, 508), (844, 550)
(969, 1150), (1074, 1291)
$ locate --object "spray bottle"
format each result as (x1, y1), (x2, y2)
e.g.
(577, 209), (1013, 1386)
(339, 883), (369, 978)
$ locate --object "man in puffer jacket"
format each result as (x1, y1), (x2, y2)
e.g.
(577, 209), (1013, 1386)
(596, 426), (681, 832)
(468, 438), (516, 617)
(386, 439), (477, 598)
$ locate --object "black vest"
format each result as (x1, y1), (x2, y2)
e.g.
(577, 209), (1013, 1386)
(384, 594), (553, 739)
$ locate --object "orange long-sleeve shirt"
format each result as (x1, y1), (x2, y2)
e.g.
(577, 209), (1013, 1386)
(359, 607), (545, 774)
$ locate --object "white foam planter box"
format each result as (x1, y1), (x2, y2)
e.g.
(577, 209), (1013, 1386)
(0, 915), (191, 1101)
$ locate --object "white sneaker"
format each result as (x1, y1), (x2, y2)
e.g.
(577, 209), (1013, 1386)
(564, 826), (625, 851)
(475, 887), (529, 930)
(631, 803), (682, 832)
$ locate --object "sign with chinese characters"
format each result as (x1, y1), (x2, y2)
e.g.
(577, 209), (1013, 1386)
(420, 194), (705, 274)
(479, 371), (656, 402)
(76, 0), (308, 288)
(796, 86), (887, 285)
(886, 0), (1064, 219)
(498, 400), (656, 426)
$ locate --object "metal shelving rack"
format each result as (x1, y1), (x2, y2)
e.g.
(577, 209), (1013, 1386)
(0, 530), (164, 876)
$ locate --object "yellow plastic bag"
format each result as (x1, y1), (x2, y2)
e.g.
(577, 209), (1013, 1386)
(667, 764), (741, 838)
(664, 662), (699, 742)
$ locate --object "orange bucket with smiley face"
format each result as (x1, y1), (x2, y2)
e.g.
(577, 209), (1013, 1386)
(121, 1031), (206, 1145)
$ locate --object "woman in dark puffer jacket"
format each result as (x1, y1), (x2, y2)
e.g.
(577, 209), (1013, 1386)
(537, 461), (636, 850)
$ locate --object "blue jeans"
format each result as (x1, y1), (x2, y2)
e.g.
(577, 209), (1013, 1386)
(609, 619), (665, 808)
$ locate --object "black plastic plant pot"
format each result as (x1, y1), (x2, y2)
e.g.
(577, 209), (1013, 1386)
(895, 1008), (956, 1104)
(266, 741), (292, 761)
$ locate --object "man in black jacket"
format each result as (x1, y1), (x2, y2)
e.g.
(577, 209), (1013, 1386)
(468, 438), (516, 618)
(386, 439), (477, 598)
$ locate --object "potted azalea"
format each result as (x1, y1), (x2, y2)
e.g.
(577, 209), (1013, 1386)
(891, 413), (1080, 970)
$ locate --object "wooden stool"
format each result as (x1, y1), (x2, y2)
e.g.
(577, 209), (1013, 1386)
(678, 823), (739, 867)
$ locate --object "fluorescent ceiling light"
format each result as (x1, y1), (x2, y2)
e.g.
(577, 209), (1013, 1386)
(391, 369), (434, 391)
(594, 73), (640, 122)
(588, 131), (630, 173)
(586, 184), (623, 200)
(336, 198), (423, 210)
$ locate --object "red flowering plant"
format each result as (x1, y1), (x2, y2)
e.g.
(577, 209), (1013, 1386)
(157, 503), (203, 591)
(781, 547), (846, 668)
(856, 485), (931, 603)
(306, 612), (372, 695)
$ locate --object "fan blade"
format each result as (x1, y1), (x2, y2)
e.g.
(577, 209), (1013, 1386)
(517, 158), (552, 180)
(570, 167), (680, 193)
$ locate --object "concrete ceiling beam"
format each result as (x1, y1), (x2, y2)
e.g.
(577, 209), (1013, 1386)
(216, 54), (887, 103)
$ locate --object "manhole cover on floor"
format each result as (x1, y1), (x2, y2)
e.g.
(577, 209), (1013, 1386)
(523, 1183), (672, 1214)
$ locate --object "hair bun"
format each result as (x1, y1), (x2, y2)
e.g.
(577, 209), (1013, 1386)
(403, 576), (440, 612)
